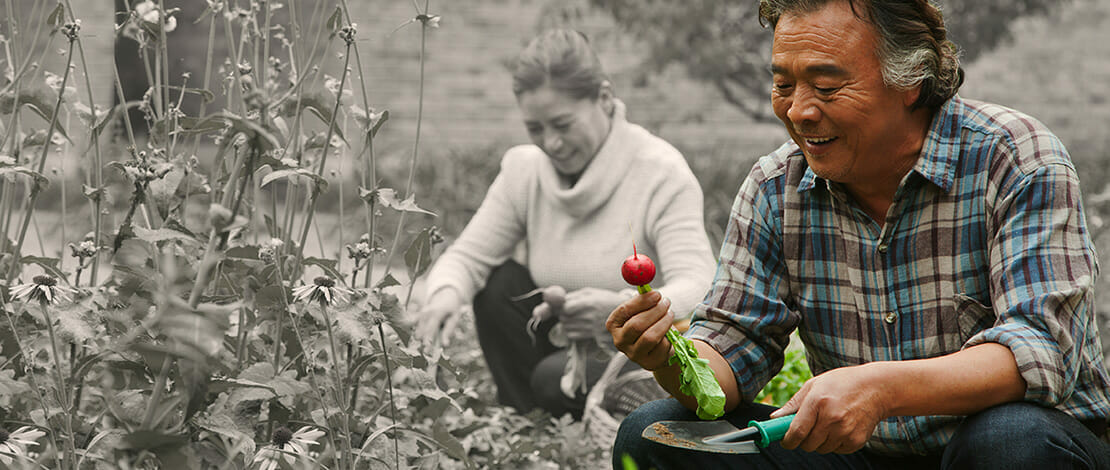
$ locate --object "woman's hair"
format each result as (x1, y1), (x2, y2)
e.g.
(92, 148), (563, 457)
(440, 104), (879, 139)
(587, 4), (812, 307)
(759, 0), (963, 110)
(511, 29), (609, 100)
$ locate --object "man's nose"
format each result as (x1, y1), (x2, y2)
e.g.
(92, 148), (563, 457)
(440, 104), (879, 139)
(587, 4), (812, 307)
(786, 87), (821, 124)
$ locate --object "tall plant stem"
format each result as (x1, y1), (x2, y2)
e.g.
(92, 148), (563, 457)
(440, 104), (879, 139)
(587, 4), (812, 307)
(6, 36), (74, 283)
(378, 321), (400, 470)
(383, 11), (430, 276)
(337, 0), (381, 285)
(63, 0), (106, 286)
(320, 304), (352, 470)
(41, 301), (78, 469)
(294, 41), (352, 265)
(188, 139), (252, 308)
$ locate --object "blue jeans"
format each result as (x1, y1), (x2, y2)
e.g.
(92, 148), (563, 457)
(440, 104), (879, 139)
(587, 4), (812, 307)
(614, 399), (1110, 469)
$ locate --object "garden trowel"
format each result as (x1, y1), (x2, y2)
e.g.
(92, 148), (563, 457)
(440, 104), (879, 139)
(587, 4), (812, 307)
(641, 414), (794, 454)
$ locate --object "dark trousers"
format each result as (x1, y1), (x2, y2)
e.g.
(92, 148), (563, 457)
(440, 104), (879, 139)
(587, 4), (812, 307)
(473, 260), (608, 419)
(614, 399), (1110, 469)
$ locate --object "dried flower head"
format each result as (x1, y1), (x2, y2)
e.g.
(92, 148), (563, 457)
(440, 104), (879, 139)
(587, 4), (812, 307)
(61, 20), (81, 42)
(339, 23), (357, 45)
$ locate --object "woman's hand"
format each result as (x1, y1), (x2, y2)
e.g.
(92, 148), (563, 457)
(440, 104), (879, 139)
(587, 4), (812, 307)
(558, 287), (631, 341)
(414, 291), (462, 349)
(605, 290), (674, 371)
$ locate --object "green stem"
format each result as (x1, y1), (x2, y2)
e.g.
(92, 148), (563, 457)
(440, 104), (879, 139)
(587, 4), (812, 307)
(294, 39), (352, 266)
(383, 13), (429, 277)
(378, 321), (400, 470)
(41, 301), (77, 469)
(320, 304), (351, 469)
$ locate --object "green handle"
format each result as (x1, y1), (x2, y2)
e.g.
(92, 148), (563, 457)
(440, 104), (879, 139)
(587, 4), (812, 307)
(748, 414), (795, 448)
(637, 284), (652, 294)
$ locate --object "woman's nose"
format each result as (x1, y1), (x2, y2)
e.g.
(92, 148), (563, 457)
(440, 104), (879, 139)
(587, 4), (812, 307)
(544, 133), (562, 152)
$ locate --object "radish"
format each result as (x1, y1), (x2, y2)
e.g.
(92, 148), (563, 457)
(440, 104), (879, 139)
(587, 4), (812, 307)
(619, 241), (726, 420)
(621, 243), (656, 293)
(526, 285), (567, 343)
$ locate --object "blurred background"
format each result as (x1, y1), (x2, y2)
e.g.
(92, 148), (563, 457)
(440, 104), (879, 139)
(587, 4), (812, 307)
(5, 0), (1110, 362)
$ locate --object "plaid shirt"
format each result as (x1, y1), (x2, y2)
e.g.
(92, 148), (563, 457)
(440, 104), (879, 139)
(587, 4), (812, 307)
(687, 96), (1110, 456)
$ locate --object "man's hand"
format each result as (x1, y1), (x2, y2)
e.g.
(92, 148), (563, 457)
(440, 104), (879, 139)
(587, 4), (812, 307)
(770, 363), (889, 454)
(559, 287), (629, 341)
(605, 290), (674, 371)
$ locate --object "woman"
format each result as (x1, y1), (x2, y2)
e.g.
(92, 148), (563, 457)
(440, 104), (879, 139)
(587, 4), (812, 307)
(416, 29), (715, 419)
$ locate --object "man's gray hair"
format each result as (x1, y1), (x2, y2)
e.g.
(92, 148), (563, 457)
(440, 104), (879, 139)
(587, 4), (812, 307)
(759, 0), (963, 110)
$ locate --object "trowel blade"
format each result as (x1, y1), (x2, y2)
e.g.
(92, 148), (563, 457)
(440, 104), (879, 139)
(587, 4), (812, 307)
(641, 420), (761, 454)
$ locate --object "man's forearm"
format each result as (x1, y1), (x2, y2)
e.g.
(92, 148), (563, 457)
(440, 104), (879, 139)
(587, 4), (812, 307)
(872, 342), (1026, 417)
(652, 339), (743, 413)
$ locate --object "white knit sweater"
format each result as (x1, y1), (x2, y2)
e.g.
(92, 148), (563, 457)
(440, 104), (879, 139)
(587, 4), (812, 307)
(422, 105), (716, 318)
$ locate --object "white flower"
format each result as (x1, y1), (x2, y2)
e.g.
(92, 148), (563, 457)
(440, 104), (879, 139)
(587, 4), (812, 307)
(292, 277), (350, 306)
(251, 426), (325, 470)
(10, 275), (71, 305)
(0, 426), (45, 465)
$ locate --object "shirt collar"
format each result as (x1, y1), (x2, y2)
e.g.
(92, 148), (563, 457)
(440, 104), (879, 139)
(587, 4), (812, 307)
(796, 96), (964, 194)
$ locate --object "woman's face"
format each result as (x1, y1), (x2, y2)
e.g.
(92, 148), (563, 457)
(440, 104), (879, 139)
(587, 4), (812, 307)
(517, 84), (613, 176)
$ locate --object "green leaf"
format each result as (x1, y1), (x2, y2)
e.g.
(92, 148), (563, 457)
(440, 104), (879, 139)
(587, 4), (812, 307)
(45, 4), (65, 29)
(133, 225), (202, 246)
(325, 6), (343, 34)
(376, 274), (400, 289)
(0, 87), (71, 140)
(259, 166), (329, 195)
(0, 166), (49, 195)
(82, 184), (107, 202)
(433, 420), (470, 464)
(377, 188), (436, 216)
(666, 329), (725, 420)
(152, 115), (226, 138)
(118, 431), (189, 451)
(165, 85), (215, 103)
(19, 255), (66, 280)
(404, 227), (435, 279)
(303, 257), (344, 282)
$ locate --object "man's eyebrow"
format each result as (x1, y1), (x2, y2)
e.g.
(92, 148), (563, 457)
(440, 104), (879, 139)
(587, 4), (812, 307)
(770, 63), (848, 77)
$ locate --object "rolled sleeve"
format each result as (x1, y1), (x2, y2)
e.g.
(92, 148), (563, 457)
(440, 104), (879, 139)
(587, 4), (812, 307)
(981, 161), (1098, 406)
(687, 161), (797, 401)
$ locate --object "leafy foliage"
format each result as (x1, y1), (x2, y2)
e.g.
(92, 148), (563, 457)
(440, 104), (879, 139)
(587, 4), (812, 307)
(571, 0), (1068, 120)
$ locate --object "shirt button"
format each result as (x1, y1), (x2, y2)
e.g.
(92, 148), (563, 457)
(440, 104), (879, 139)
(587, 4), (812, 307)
(884, 312), (898, 324)
(878, 244), (888, 253)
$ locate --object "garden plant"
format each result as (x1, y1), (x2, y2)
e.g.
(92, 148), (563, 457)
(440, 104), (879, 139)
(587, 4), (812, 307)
(26, 0), (1100, 468)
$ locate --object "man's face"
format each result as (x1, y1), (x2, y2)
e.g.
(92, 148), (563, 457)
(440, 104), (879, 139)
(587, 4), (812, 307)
(770, 1), (921, 185)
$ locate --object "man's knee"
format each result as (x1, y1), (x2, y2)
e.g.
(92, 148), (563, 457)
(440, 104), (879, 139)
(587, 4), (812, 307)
(945, 403), (1099, 469)
(612, 399), (694, 467)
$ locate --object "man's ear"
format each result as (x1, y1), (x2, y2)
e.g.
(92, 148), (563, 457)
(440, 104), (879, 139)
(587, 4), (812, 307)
(903, 84), (922, 108)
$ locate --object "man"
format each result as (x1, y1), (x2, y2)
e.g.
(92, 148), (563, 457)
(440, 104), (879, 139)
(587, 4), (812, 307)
(607, 0), (1110, 468)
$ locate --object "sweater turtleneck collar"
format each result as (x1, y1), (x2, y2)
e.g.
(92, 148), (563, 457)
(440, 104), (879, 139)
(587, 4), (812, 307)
(538, 99), (636, 218)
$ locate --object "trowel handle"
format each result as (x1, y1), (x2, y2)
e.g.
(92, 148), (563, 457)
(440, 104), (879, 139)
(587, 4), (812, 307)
(748, 414), (795, 448)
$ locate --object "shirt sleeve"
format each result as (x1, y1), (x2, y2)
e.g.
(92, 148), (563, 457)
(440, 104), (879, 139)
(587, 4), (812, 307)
(686, 161), (799, 402)
(422, 150), (528, 306)
(966, 159), (1099, 407)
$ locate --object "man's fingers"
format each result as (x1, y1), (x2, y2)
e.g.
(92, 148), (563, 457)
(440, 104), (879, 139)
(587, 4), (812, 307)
(606, 291), (662, 329)
(629, 307), (673, 356)
(778, 388), (814, 450)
